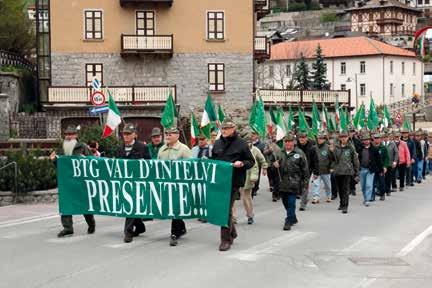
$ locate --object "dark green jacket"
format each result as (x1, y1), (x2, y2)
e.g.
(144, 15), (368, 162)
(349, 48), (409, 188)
(316, 143), (335, 175)
(377, 143), (391, 168)
(333, 143), (359, 177)
(147, 143), (163, 159)
(279, 148), (310, 195)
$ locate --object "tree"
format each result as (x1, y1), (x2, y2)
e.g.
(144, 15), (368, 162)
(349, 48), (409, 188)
(294, 54), (311, 90)
(0, 0), (35, 56)
(311, 44), (328, 90)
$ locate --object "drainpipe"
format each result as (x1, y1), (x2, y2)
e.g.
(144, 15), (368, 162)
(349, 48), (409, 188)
(382, 55), (385, 105)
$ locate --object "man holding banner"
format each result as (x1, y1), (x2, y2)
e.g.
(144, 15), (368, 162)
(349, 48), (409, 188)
(50, 125), (96, 237)
(115, 123), (151, 243)
(157, 127), (192, 247)
(212, 119), (255, 251)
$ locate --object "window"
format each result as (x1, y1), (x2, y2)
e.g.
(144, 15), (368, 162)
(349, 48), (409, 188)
(390, 61), (393, 74)
(269, 65), (274, 78)
(413, 84), (416, 94)
(419, 0), (423, 4)
(286, 64), (291, 76)
(341, 62), (346, 75)
(360, 61), (366, 74)
(402, 84), (405, 97)
(413, 62), (416, 75)
(86, 64), (103, 86)
(207, 11), (224, 40)
(402, 62), (405, 74)
(208, 63), (225, 92)
(341, 84), (346, 90)
(360, 83), (366, 96)
(136, 11), (154, 35)
(84, 10), (103, 40)
(390, 83), (394, 97)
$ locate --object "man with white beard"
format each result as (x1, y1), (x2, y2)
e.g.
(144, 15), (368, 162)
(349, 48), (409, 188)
(50, 125), (96, 237)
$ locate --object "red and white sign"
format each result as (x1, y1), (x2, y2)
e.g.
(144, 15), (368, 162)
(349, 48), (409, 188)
(90, 91), (106, 106)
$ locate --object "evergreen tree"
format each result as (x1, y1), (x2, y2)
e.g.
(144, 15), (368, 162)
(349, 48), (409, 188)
(311, 44), (328, 90)
(294, 54), (311, 90)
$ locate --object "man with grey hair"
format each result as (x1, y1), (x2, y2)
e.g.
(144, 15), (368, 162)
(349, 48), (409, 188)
(50, 125), (96, 237)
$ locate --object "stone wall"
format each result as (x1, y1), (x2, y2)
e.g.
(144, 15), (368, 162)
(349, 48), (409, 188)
(51, 52), (254, 123)
(0, 72), (22, 140)
(0, 189), (58, 207)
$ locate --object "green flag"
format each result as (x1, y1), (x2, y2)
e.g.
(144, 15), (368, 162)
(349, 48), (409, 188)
(161, 91), (176, 129)
(249, 97), (267, 138)
(353, 104), (365, 130)
(402, 118), (412, 131)
(367, 97), (379, 131)
(298, 108), (310, 132)
(275, 107), (287, 141)
(339, 107), (348, 132)
(287, 106), (295, 131)
(201, 92), (218, 139)
(269, 106), (278, 125)
(382, 105), (393, 128)
(311, 101), (321, 135)
(218, 105), (225, 123)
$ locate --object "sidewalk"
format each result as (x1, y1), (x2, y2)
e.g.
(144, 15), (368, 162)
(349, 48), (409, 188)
(0, 203), (58, 225)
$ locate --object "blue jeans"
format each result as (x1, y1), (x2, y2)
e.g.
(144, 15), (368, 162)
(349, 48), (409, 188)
(428, 159), (432, 174)
(311, 174), (332, 198)
(415, 159), (424, 181)
(281, 193), (297, 225)
(360, 168), (375, 202)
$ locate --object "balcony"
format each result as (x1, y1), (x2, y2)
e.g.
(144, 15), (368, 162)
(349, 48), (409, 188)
(121, 35), (173, 56)
(376, 18), (404, 25)
(120, 0), (173, 7)
(257, 89), (351, 109)
(255, 0), (270, 20)
(254, 37), (270, 62)
(44, 86), (176, 105)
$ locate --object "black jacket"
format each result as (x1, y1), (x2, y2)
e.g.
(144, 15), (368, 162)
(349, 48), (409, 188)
(297, 140), (320, 176)
(116, 141), (151, 160)
(356, 144), (383, 174)
(211, 132), (255, 189)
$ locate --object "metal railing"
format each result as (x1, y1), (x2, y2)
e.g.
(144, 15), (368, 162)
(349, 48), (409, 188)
(0, 162), (18, 204)
(44, 86), (176, 104)
(121, 34), (173, 53)
(0, 50), (35, 72)
(257, 89), (350, 106)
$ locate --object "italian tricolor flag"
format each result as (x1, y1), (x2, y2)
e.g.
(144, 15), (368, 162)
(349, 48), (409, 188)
(102, 92), (122, 138)
(191, 113), (200, 146)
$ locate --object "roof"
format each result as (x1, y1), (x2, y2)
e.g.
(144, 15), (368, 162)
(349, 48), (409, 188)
(346, 0), (421, 13)
(270, 36), (417, 61)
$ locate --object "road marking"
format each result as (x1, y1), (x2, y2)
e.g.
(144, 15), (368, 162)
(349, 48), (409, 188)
(396, 224), (432, 257)
(228, 231), (317, 262)
(354, 278), (377, 288)
(342, 237), (378, 252)
(0, 214), (59, 229)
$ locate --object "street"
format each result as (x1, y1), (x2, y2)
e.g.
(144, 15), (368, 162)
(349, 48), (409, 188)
(1, 178), (432, 288)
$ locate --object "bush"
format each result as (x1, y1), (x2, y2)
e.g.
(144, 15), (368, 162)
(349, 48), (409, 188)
(79, 125), (120, 158)
(0, 151), (57, 193)
(288, 2), (307, 12)
(320, 12), (338, 23)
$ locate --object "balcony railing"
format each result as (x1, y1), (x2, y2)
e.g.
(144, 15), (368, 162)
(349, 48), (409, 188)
(257, 89), (351, 108)
(120, 0), (173, 7)
(376, 18), (404, 25)
(254, 37), (270, 61)
(44, 86), (176, 104)
(121, 34), (173, 56)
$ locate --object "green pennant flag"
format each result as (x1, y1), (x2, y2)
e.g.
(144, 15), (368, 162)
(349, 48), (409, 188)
(275, 107), (287, 141)
(218, 105), (225, 123)
(249, 97), (267, 138)
(339, 106), (348, 132)
(311, 101), (321, 135)
(367, 97), (379, 131)
(287, 105), (295, 131)
(269, 106), (278, 125)
(298, 108), (310, 132)
(382, 105), (393, 128)
(353, 104), (365, 130)
(161, 91), (177, 129)
(402, 118), (412, 132)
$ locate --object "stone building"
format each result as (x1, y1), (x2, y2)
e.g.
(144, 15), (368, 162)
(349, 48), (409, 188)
(35, 0), (270, 140)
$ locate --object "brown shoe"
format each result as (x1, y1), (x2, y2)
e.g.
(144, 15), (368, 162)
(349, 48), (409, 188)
(219, 241), (231, 251)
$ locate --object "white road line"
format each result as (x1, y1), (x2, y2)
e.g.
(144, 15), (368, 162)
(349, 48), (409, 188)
(228, 231), (317, 262)
(342, 237), (378, 252)
(396, 224), (432, 257)
(0, 214), (59, 229)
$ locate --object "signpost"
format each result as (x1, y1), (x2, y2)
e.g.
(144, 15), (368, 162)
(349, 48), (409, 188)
(90, 91), (106, 106)
(89, 105), (108, 116)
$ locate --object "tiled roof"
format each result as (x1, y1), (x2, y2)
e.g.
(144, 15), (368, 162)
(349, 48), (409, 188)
(270, 36), (416, 61)
(346, 0), (421, 13)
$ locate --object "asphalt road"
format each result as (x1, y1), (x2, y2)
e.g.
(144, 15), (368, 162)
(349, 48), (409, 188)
(1, 177), (432, 288)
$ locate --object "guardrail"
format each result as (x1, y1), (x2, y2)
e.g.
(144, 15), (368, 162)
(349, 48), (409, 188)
(257, 89), (350, 107)
(121, 34), (173, 54)
(0, 50), (35, 72)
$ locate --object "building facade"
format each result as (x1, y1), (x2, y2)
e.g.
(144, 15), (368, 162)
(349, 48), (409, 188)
(37, 0), (270, 138)
(347, 0), (420, 37)
(257, 36), (423, 109)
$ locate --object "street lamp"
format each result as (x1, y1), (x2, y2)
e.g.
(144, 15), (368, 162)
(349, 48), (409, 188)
(346, 73), (359, 110)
